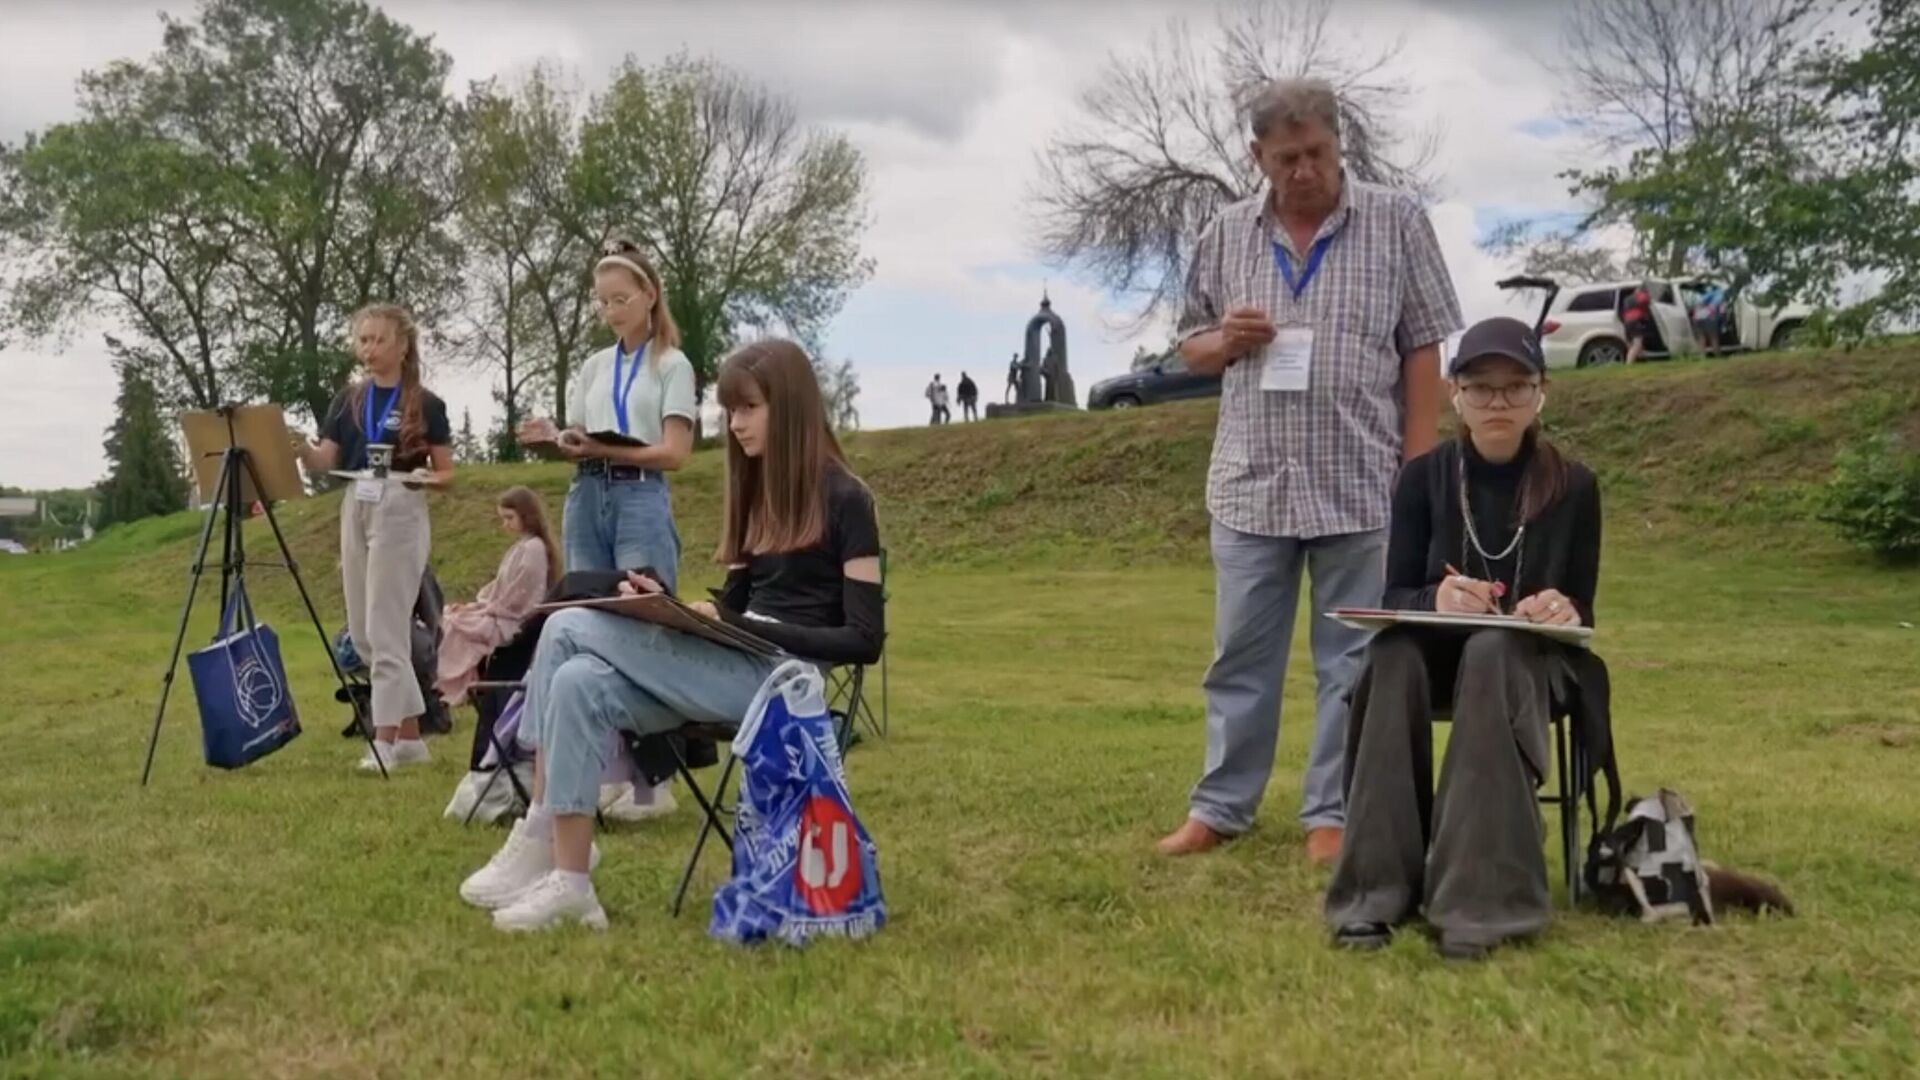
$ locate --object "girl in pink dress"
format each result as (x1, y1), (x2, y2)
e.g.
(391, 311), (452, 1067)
(435, 487), (562, 705)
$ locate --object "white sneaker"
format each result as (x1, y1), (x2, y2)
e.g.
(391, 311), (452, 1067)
(459, 817), (600, 910)
(600, 781), (679, 823)
(492, 871), (608, 932)
(357, 738), (430, 773)
(389, 739), (430, 767)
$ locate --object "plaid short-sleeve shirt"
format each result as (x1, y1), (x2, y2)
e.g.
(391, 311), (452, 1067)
(1178, 179), (1462, 539)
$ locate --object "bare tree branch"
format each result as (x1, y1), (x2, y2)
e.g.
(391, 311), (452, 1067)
(1029, 0), (1438, 329)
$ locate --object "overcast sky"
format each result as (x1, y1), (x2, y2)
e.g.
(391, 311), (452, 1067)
(0, 0), (1589, 490)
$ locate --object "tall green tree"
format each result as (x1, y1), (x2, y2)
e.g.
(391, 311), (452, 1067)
(455, 67), (601, 431)
(99, 360), (188, 526)
(1551, 0), (1920, 336)
(578, 54), (873, 396)
(0, 0), (465, 423)
(1490, 0), (1831, 282)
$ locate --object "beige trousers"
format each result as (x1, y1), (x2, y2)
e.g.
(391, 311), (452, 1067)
(340, 486), (431, 729)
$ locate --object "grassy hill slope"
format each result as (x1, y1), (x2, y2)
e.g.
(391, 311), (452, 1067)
(43, 345), (1920, 605)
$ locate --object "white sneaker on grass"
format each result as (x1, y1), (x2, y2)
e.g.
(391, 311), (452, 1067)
(492, 871), (608, 932)
(357, 739), (430, 773)
(459, 816), (600, 910)
(600, 781), (679, 823)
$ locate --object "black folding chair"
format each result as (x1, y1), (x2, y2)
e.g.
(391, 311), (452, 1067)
(461, 679), (534, 826)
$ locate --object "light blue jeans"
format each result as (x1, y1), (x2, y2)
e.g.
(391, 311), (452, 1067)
(563, 470), (681, 591)
(1189, 521), (1386, 835)
(518, 608), (782, 816)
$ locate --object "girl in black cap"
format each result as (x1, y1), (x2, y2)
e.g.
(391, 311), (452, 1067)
(1324, 315), (1605, 961)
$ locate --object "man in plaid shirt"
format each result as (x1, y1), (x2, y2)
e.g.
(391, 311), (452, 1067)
(1158, 78), (1462, 865)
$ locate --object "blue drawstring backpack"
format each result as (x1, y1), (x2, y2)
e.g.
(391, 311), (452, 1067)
(188, 583), (301, 769)
(710, 661), (886, 946)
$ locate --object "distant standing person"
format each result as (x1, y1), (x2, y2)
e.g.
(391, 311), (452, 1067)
(957, 371), (979, 421)
(1622, 281), (1655, 364)
(1692, 282), (1725, 354)
(1156, 78), (1463, 866)
(926, 374), (951, 425)
(1006, 353), (1021, 403)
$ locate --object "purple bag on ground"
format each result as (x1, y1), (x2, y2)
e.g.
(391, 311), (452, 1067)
(710, 661), (886, 946)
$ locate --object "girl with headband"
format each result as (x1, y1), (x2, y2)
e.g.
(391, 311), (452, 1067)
(517, 236), (697, 818)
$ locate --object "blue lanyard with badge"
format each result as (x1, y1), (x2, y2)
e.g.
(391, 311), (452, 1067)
(355, 385), (401, 504)
(612, 340), (647, 437)
(1261, 234), (1335, 394)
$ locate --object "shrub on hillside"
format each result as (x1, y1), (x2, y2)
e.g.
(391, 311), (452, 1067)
(1820, 434), (1920, 562)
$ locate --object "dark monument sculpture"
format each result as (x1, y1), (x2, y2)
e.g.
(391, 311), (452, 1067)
(987, 293), (1080, 419)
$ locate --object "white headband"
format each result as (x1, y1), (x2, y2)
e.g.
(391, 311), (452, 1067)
(596, 255), (655, 286)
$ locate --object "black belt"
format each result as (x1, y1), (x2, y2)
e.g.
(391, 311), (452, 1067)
(576, 459), (660, 482)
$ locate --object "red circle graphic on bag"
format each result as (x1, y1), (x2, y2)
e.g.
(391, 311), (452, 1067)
(794, 796), (862, 914)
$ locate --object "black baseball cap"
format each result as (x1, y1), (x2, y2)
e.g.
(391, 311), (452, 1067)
(1448, 316), (1546, 377)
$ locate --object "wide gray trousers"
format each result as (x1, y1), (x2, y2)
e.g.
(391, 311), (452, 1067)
(1324, 626), (1556, 947)
(340, 486), (431, 729)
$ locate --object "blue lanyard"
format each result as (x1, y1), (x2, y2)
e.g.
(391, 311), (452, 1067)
(612, 341), (647, 436)
(1270, 234), (1336, 300)
(362, 384), (400, 465)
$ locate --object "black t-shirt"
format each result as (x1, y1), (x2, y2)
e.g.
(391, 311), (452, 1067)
(742, 466), (880, 626)
(715, 465), (885, 665)
(321, 383), (452, 472)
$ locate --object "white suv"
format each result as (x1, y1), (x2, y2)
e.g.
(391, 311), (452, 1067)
(1497, 276), (1814, 369)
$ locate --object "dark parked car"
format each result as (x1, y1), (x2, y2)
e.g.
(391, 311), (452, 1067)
(1088, 351), (1221, 409)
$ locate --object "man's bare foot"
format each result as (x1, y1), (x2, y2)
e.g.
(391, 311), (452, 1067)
(1306, 826), (1344, 866)
(1156, 818), (1229, 856)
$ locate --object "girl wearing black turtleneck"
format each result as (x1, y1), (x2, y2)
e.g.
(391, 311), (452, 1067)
(1325, 316), (1602, 961)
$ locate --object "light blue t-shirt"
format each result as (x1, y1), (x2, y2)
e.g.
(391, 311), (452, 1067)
(568, 343), (697, 445)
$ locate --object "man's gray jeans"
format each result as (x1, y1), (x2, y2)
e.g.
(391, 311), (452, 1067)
(1188, 520), (1385, 835)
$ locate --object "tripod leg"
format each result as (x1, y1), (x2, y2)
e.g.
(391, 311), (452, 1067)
(142, 451), (233, 786)
(244, 452), (387, 779)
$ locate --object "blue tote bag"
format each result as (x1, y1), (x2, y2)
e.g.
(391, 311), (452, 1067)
(188, 583), (301, 769)
(710, 661), (886, 946)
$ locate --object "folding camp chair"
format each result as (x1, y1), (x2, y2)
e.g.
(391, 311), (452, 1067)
(461, 680), (534, 826)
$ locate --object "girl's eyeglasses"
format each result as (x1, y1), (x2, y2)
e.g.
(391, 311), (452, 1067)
(1457, 382), (1541, 408)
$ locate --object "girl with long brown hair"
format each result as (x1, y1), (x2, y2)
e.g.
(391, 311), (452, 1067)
(461, 338), (885, 932)
(294, 303), (455, 772)
(433, 487), (562, 706)
(1325, 316), (1604, 961)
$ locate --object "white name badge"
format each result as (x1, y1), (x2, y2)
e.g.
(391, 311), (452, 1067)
(354, 477), (385, 504)
(1260, 326), (1313, 393)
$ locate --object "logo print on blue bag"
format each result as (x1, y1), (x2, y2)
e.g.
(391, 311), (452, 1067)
(797, 796), (861, 915)
(234, 655), (284, 729)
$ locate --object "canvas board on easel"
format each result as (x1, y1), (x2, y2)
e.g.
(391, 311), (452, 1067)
(179, 405), (306, 506)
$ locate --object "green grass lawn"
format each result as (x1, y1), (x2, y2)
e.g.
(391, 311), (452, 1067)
(4, 350), (1920, 1077)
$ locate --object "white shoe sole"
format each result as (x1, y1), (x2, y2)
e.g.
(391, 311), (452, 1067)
(493, 904), (609, 933)
(358, 749), (431, 772)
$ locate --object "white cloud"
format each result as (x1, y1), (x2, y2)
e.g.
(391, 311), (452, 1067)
(0, 0), (1589, 489)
